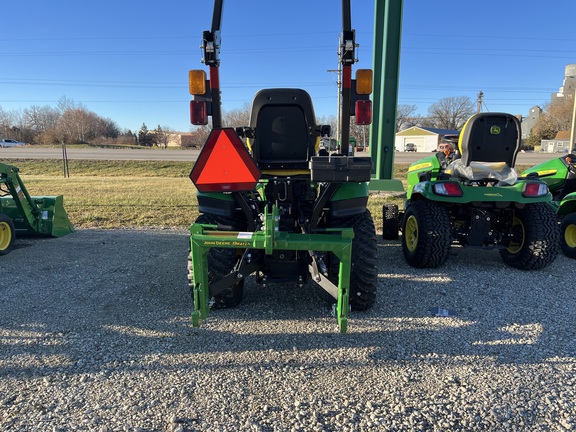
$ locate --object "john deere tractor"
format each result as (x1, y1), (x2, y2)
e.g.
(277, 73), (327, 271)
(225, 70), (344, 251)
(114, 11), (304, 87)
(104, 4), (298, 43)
(0, 161), (73, 255)
(522, 152), (576, 258)
(186, 0), (377, 333)
(383, 112), (559, 270)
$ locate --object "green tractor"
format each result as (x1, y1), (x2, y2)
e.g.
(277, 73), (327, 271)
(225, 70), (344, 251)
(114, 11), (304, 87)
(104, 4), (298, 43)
(186, 0), (377, 333)
(0, 161), (73, 255)
(383, 112), (559, 270)
(522, 152), (576, 258)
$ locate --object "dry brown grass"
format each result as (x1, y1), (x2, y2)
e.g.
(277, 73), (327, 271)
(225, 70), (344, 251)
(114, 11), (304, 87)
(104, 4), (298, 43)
(12, 159), (413, 229)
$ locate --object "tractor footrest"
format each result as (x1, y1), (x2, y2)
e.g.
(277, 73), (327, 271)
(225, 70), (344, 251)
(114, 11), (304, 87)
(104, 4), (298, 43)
(310, 156), (372, 182)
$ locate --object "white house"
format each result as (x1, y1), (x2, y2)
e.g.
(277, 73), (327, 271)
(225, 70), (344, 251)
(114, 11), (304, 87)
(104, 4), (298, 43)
(395, 126), (459, 152)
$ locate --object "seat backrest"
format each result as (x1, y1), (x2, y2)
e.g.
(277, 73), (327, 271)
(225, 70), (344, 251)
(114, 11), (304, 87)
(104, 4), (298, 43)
(249, 88), (318, 170)
(458, 113), (521, 168)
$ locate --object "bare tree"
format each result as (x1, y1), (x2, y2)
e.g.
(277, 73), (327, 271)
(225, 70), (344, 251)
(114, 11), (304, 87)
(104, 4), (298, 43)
(427, 96), (475, 130)
(154, 125), (174, 149)
(530, 98), (574, 144)
(223, 103), (251, 128)
(186, 125), (211, 148)
(396, 104), (417, 131)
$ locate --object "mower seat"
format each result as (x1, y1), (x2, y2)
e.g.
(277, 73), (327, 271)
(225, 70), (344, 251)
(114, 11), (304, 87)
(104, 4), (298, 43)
(249, 88), (319, 172)
(446, 113), (522, 185)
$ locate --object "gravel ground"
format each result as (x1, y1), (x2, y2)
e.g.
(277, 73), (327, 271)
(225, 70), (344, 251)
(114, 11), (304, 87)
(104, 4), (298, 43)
(1, 228), (576, 431)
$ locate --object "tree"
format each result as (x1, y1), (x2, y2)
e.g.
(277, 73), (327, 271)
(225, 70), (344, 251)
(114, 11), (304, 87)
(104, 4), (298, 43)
(186, 125), (211, 148)
(138, 123), (154, 147)
(427, 96), (475, 130)
(223, 103), (251, 128)
(396, 104), (417, 132)
(154, 125), (174, 149)
(530, 98), (574, 146)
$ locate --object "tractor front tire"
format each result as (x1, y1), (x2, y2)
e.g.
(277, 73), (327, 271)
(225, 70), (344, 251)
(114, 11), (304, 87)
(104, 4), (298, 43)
(0, 214), (15, 256)
(382, 203), (400, 240)
(328, 211), (378, 311)
(401, 200), (452, 268)
(500, 203), (560, 270)
(188, 213), (244, 308)
(560, 213), (576, 259)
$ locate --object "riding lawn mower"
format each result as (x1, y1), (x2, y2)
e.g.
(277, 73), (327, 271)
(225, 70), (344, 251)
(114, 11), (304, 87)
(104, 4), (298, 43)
(383, 112), (559, 270)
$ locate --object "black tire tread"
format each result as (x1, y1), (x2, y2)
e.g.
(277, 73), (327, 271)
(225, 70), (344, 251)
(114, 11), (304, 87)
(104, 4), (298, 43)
(401, 200), (452, 268)
(382, 203), (400, 240)
(500, 203), (560, 270)
(329, 211), (378, 311)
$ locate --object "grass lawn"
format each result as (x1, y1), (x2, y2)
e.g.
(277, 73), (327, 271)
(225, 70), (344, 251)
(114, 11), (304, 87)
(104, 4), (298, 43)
(6, 158), (530, 230)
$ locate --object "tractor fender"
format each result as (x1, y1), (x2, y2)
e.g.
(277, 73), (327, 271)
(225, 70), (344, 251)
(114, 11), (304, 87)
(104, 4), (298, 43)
(197, 191), (236, 218)
(328, 182), (369, 218)
(557, 192), (576, 217)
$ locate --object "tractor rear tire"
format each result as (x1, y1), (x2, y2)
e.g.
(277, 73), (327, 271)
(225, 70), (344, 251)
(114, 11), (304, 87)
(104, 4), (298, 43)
(500, 203), (560, 270)
(382, 203), (399, 240)
(0, 214), (15, 256)
(401, 200), (452, 268)
(560, 213), (576, 259)
(188, 213), (244, 308)
(328, 210), (378, 311)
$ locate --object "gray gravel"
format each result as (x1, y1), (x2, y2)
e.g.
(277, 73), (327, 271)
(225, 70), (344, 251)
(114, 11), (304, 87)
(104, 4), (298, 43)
(1, 228), (576, 431)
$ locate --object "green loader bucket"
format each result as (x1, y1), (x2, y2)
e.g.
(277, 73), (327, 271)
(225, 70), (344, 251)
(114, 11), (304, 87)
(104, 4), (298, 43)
(36, 195), (74, 237)
(0, 195), (73, 237)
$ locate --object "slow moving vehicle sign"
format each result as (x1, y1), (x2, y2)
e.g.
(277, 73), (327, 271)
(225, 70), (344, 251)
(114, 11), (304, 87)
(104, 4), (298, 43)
(190, 128), (261, 192)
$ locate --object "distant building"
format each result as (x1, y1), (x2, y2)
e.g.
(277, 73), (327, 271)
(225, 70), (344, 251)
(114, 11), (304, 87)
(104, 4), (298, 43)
(395, 126), (459, 152)
(552, 64), (576, 104)
(521, 106), (542, 140)
(541, 130), (572, 153)
(166, 132), (195, 147)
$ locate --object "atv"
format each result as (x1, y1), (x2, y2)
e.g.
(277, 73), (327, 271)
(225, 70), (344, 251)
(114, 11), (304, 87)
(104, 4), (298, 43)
(383, 112), (559, 270)
(522, 152), (576, 258)
(186, 0), (378, 333)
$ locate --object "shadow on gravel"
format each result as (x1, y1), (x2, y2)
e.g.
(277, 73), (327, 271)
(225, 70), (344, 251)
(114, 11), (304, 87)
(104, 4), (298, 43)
(1, 230), (575, 380)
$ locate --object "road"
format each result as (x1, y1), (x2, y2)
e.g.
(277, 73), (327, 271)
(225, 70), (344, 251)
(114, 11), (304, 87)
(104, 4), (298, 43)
(0, 146), (562, 166)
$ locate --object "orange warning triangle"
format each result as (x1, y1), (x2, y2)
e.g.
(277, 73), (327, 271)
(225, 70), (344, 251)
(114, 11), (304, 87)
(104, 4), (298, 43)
(190, 128), (260, 192)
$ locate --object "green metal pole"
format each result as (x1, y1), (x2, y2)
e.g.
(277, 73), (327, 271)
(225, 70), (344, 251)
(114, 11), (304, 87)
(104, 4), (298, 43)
(369, 0), (404, 191)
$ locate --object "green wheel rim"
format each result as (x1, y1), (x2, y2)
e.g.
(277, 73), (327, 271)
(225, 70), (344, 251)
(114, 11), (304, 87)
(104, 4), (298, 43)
(507, 217), (525, 254)
(565, 223), (576, 249)
(405, 215), (418, 253)
(0, 221), (12, 251)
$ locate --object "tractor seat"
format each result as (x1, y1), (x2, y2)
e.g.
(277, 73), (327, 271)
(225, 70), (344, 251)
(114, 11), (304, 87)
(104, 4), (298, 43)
(249, 88), (319, 172)
(446, 113), (521, 185)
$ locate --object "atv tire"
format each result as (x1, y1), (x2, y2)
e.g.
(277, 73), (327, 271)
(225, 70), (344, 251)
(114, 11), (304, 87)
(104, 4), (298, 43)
(401, 199), (451, 268)
(0, 214), (15, 256)
(328, 210), (378, 311)
(560, 213), (576, 259)
(382, 203), (400, 240)
(500, 203), (560, 270)
(188, 213), (244, 308)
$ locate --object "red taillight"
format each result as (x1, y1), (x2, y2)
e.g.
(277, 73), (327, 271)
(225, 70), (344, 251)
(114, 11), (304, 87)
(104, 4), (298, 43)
(355, 100), (372, 125)
(433, 182), (463, 197)
(523, 182), (548, 197)
(190, 100), (208, 125)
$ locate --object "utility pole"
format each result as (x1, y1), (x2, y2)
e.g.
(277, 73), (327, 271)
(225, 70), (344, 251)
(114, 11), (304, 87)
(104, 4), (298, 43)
(477, 91), (484, 113)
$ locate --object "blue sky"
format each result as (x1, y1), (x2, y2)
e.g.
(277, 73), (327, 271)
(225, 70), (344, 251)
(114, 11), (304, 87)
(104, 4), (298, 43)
(2, 1), (576, 133)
